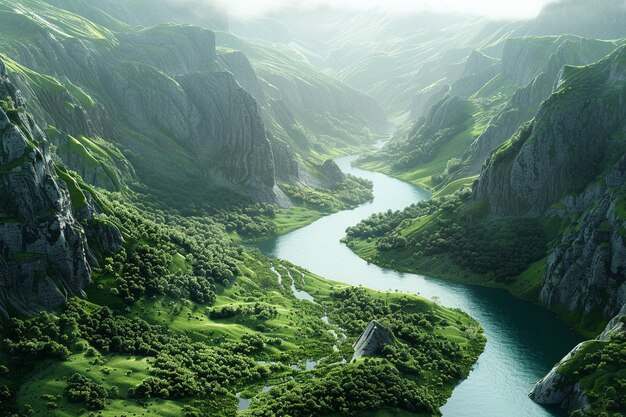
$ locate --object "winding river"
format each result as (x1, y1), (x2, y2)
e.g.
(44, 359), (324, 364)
(255, 155), (581, 417)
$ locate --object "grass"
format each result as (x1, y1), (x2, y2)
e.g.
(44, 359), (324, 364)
(17, 246), (482, 417)
(0, 0), (116, 42)
(16, 353), (186, 417)
(55, 167), (88, 209)
(272, 206), (331, 235)
(357, 114), (481, 193)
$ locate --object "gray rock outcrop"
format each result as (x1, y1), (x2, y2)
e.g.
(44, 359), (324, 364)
(462, 36), (619, 174)
(529, 304), (626, 411)
(476, 46), (626, 217)
(0, 68), (92, 317)
(475, 46), (626, 319)
(352, 320), (395, 360)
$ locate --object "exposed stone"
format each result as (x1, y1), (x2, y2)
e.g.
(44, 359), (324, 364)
(409, 84), (450, 120)
(0, 72), (93, 317)
(529, 342), (586, 406)
(352, 320), (395, 360)
(476, 46), (626, 217)
(462, 36), (619, 175)
(530, 304), (626, 411)
(320, 160), (345, 186)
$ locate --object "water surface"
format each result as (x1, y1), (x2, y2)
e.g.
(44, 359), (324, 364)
(255, 155), (581, 417)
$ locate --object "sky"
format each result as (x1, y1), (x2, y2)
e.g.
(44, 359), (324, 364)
(209, 0), (556, 20)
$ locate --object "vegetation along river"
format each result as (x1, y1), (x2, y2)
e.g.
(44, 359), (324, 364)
(254, 154), (584, 417)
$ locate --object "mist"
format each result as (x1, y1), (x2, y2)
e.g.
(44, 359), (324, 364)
(206, 0), (556, 20)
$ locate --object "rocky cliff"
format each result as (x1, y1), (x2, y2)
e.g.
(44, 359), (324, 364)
(476, 46), (626, 217)
(352, 320), (395, 360)
(450, 50), (500, 98)
(0, 62), (91, 317)
(529, 304), (626, 413)
(475, 45), (626, 319)
(539, 156), (626, 319)
(0, 0), (385, 205)
(0, 2), (286, 203)
(462, 36), (620, 174)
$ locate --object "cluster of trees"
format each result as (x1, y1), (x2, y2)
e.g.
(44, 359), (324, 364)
(0, 96), (15, 112)
(246, 362), (440, 416)
(65, 373), (114, 411)
(211, 203), (278, 238)
(4, 312), (72, 359)
(400, 213), (546, 282)
(98, 196), (243, 304)
(345, 197), (445, 241)
(432, 157), (463, 185)
(282, 175), (373, 211)
(209, 303), (279, 321)
(328, 288), (480, 382)
(4, 303), (270, 407)
(346, 190), (546, 282)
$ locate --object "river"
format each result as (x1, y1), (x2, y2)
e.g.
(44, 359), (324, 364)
(254, 155), (581, 417)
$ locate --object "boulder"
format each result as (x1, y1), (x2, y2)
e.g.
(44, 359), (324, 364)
(352, 320), (395, 360)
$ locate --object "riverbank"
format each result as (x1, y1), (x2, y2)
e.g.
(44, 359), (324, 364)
(255, 154), (580, 417)
(344, 238), (605, 339)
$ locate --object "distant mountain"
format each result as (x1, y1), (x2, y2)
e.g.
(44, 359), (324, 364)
(0, 0), (386, 206)
(518, 0), (626, 39)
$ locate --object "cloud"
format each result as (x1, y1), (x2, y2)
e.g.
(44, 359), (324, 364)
(207, 0), (555, 20)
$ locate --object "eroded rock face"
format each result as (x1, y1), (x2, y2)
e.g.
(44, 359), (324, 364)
(2, 18), (282, 204)
(450, 51), (500, 98)
(529, 304), (626, 411)
(476, 47), (626, 216)
(540, 170), (626, 318)
(320, 160), (345, 186)
(352, 320), (395, 360)
(0, 69), (91, 317)
(463, 36), (619, 175)
(475, 47), (626, 319)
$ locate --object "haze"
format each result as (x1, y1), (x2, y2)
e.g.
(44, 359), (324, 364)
(210, 0), (555, 19)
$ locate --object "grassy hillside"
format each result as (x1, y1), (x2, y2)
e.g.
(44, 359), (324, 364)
(0, 188), (485, 417)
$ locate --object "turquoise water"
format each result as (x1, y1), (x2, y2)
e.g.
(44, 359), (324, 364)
(255, 155), (581, 417)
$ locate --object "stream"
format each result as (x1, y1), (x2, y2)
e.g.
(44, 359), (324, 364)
(254, 155), (581, 417)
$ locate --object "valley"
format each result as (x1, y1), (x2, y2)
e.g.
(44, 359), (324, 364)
(1, 1), (625, 417)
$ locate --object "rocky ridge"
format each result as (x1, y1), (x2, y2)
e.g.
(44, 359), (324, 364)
(462, 36), (620, 174)
(0, 62), (92, 317)
(529, 304), (626, 411)
(473, 47), (626, 320)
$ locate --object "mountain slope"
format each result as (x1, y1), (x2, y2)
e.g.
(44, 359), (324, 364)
(356, 35), (624, 195)
(344, 46), (626, 416)
(0, 60), (121, 317)
(0, 0), (389, 211)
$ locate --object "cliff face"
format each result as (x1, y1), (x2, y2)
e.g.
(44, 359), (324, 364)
(540, 158), (626, 318)
(476, 46), (626, 217)
(0, 0), (385, 204)
(463, 36), (619, 174)
(0, 3), (284, 203)
(175, 72), (284, 202)
(450, 51), (500, 98)
(0, 63), (91, 317)
(475, 46), (626, 319)
(529, 304), (626, 412)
